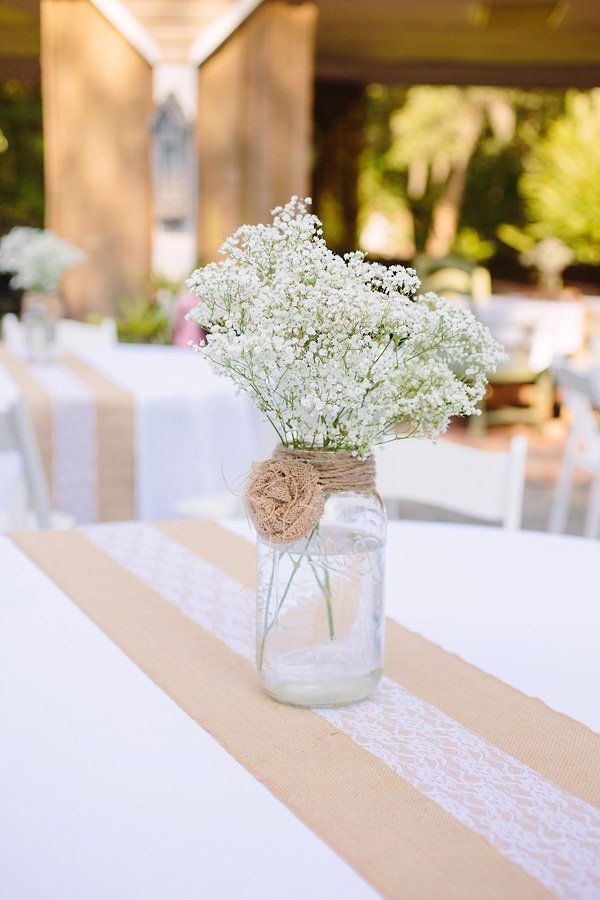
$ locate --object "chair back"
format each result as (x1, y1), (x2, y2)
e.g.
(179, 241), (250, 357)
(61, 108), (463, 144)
(2, 314), (117, 354)
(491, 316), (553, 376)
(421, 267), (472, 301)
(56, 318), (117, 350)
(1, 312), (24, 354)
(421, 266), (492, 309)
(374, 435), (527, 530)
(554, 367), (600, 467)
(550, 365), (600, 536)
(0, 397), (52, 530)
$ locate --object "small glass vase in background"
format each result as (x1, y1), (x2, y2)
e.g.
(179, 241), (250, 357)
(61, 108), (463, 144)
(256, 487), (386, 707)
(22, 300), (57, 364)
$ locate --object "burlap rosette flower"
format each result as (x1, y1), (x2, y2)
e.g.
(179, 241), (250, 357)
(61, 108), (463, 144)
(244, 447), (377, 545)
(245, 457), (325, 545)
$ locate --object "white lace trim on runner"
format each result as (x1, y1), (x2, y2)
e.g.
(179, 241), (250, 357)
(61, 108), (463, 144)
(82, 521), (600, 899)
(30, 362), (97, 523)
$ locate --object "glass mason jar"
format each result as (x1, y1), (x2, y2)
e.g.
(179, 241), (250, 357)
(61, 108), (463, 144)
(256, 487), (386, 707)
(23, 301), (56, 364)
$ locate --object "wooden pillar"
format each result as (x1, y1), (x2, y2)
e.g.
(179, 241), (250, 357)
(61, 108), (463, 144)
(197, 1), (317, 261)
(41, 0), (153, 317)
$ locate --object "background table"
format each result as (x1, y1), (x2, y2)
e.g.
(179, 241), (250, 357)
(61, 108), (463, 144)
(1, 521), (598, 899)
(481, 295), (586, 371)
(225, 519), (600, 730)
(0, 343), (272, 522)
(74, 344), (272, 518)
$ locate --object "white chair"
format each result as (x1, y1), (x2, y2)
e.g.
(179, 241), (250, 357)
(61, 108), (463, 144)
(1, 313), (117, 355)
(176, 435), (528, 529)
(374, 436), (528, 531)
(549, 367), (600, 538)
(0, 396), (71, 531)
(1, 312), (22, 351)
(175, 426), (277, 521)
(175, 492), (245, 520)
(470, 317), (555, 434)
(55, 317), (117, 350)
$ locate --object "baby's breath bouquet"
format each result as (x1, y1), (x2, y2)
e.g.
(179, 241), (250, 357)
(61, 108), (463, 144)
(187, 197), (504, 707)
(187, 197), (503, 455)
(0, 227), (84, 294)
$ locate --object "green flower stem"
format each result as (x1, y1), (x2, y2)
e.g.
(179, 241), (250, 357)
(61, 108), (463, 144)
(257, 551), (278, 669)
(307, 558), (335, 641)
(323, 564), (334, 640)
(258, 551), (302, 670)
(258, 527), (317, 670)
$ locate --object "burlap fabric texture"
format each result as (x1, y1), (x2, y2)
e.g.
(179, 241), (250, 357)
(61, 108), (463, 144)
(244, 445), (376, 545)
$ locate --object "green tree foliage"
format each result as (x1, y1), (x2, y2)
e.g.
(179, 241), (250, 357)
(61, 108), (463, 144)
(115, 275), (180, 345)
(519, 90), (600, 264)
(358, 86), (413, 258)
(389, 86), (520, 258)
(359, 85), (567, 266)
(0, 80), (44, 233)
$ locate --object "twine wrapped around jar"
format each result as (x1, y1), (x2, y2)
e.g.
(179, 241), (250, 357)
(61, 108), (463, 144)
(244, 445), (376, 545)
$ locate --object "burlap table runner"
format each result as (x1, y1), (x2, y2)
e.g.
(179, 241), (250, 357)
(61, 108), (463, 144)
(11, 522), (600, 899)
(0, 346), (135, 520)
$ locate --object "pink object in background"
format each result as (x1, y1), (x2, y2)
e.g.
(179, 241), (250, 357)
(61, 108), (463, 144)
(172, 293), (206, 347)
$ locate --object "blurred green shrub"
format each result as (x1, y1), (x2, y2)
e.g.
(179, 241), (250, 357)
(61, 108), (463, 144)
(116, 273), (183, 344)
(496, 223), (535, 254)
(0, 80), (44, 232)
(452, 227), (495, 263)
(358, 85), (580, 272)
(116, 296), (172, 344)
(519, 90), (600, 264)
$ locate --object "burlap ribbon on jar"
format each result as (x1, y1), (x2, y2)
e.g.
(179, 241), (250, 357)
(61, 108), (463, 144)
(244, 446), (376, 545)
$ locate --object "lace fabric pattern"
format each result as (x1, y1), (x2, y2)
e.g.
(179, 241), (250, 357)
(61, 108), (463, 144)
(82, 522), (255, 662)
(322, 680), (600, 899)
(83, 521), (600, 899)
(26, 361), (98, 523)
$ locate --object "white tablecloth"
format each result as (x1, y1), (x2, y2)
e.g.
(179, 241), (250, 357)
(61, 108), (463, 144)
(481, 296), (586, 371)
(1, 522), (598, 899)
(76, 345), (274, 518)
(0, 344), (274, 520)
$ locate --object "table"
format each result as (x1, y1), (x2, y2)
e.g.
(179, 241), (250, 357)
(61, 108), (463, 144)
(2, 521), (599, 899)
(0, 343), (271, 522)
(481, 296), (586, 371)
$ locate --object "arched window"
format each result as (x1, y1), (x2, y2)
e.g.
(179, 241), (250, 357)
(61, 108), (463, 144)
(151, 94), (192, 232)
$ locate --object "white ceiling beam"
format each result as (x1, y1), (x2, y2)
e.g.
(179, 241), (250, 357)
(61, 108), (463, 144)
(89, 0), (161, 65)
(188, 0), (265, 67)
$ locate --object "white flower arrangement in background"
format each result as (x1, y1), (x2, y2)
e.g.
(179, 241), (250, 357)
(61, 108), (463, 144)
(0, 227), (85, 293)
(187, 197), (504, 455)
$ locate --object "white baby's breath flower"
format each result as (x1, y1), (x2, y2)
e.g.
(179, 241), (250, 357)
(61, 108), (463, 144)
(0, 227), (84, 293)
(187, 197), (504, 454)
